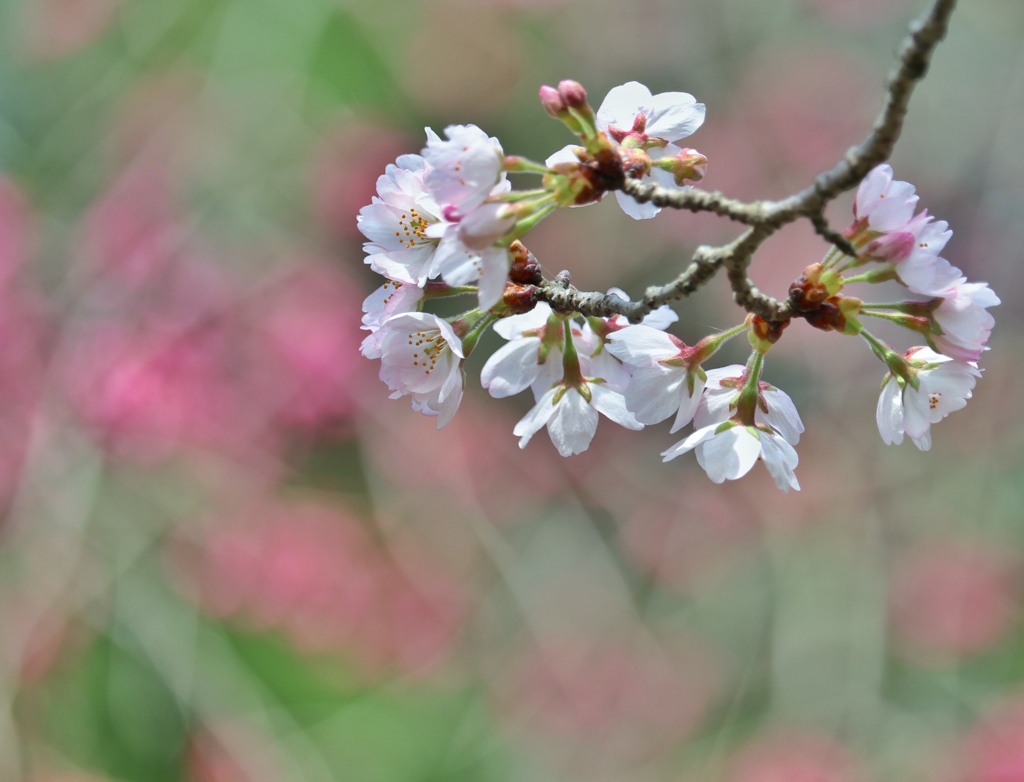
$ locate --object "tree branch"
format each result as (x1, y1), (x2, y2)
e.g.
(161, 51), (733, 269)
(537, 0), (957, 325)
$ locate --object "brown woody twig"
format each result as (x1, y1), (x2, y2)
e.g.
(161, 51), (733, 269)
(536, 0), (957, 325)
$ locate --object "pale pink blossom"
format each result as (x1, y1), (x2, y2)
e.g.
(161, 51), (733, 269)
(876, 346), (981, 450)
(357, 154), (445, 286)
(455, 201), (516, 251)
(572, 289), (677, 397)
(428, 237), (511, 310)
(864, 209), (964, 296)
(853, 163), (919, 232)
(930, 280), (999, 362)
(422, 124), (505, 217)
(360, 280), (424, 359)
(377, 312), (465, 428)
(416, 126), (515, 308)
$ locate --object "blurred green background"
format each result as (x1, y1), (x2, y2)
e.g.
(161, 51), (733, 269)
(1, 0), (1023, 780)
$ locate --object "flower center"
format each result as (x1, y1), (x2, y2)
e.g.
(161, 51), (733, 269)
(395, 209), (433, 249)
(407, 330), (448, 374)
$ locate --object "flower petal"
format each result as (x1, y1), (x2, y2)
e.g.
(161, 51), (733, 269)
(547, 388), (599, 456)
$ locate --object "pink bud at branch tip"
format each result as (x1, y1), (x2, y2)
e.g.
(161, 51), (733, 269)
(557, 80), (588, 110)
(539, 85), (566, 118)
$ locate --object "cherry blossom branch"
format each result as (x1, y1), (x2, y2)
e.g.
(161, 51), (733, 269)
(537, 0), (957, 324)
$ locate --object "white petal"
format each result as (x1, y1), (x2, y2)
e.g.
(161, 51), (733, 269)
(876, 377), (904, 446)
(547, 388), (599, 456)
(596, 82), (652, 130)
(606, 325), (680, 366)
(695, 387), (735, 428)
(545, 145), (583, 168)
(614, 189), (660, 220)
(590, 384), (643, 430)
(624, 364), (686, 425)
(531, 353), (564, 400)
(480, 338), (542, 398)
(494, 302), (553, 340)
(513, 388), (560, 448)
(647, 93), (705, 141)
(759, 434), (800, 492)
(668, 377), (704, 433)
(476, 247), (512, 310)
(640, 305), (679, 330)
(761, 387), (804, 445)
(458, 203), (515, 251)
(696, 426), (760, 483)
(897, 255), (965, 297)
(661, 424), (717, 462)
(434, 369), (465, 429)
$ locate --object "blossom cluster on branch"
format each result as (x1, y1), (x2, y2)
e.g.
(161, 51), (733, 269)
(356, 0), (992, 492)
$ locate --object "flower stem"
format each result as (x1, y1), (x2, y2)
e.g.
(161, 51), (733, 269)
(734, 350), (765, 425)
(693, 322), (747, 363)
(503, 156), (553, 174)
(459, 311), (498, 357)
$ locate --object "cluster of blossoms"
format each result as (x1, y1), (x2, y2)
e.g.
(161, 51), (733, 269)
(357, 80), (997, 492)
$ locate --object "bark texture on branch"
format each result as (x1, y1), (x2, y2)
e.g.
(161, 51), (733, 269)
(536, 0), (957, 325)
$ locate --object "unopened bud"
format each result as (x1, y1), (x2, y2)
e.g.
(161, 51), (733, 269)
(557, 80), (598, 139)
(617, 146), (651, 180)
(800, 295), (861, 334)
(539, 85), (566, 118)
(668, 148), (708, 186)
(502, 282), (541, 314)
(557, 80), (588, 109)
(746, 313), (790, 351)
(864, 230), (914, 262)
(788, 263), (843, 313)
(508, 240), (543, 285)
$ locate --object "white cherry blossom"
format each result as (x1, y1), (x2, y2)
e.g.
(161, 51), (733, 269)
(596, 81), (706, 219)
(662, 422), (800, 492)
(659, 364), (803, 491)
(376, 312), (465, 428)
(876, 346), (981, 450)
(546, 82), (706, 220)
(605, 325), (705, 431)
(481, 303), (566, 400)
(514, 381), (642, 457)
(697, 366), (805, 446)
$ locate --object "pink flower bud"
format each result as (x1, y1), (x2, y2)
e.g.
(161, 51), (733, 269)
(866, 229), (915, 262)
(669, 147), (708, 186)
(538, 85), (566, 117)
(556, 79), (588, 109)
